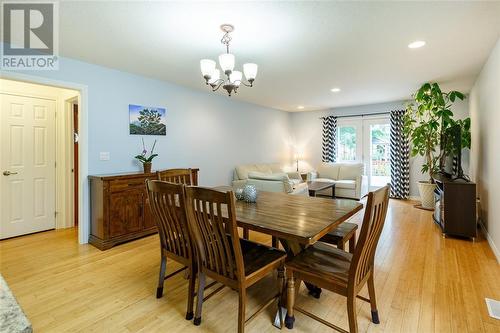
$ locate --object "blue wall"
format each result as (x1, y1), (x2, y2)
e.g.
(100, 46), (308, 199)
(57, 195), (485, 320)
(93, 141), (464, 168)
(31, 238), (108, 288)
(1, 56), (292, 186)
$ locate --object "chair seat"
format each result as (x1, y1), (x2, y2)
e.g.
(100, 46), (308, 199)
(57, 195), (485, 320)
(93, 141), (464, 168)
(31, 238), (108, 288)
(320, 222), (358, 244)
(285, 242), (352, 285)
(240, 238), (287, 277)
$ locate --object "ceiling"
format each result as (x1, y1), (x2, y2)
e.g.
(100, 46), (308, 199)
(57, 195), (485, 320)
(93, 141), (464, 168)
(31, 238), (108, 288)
(55, 1), (500, 112)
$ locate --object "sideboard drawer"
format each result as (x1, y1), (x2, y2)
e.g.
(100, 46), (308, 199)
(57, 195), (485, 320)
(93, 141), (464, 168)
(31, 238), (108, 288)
(109, 178), (147, 192)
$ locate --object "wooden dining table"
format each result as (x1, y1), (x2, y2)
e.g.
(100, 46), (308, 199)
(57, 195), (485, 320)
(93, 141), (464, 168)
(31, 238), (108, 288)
(215, 187), (363, 324)
(226, 190), (363, 253)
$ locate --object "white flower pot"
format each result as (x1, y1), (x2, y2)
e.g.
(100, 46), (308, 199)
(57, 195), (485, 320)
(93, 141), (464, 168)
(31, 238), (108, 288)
(417, 181), (437, 209)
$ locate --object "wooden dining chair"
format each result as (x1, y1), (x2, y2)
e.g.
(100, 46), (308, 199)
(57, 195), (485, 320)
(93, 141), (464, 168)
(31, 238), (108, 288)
(319, 222), (358, 253)
(157, 168), (196, 185)
(284, 185), (390, 333)
(184, 186), (287, 333)
(146, 180), (196, 320)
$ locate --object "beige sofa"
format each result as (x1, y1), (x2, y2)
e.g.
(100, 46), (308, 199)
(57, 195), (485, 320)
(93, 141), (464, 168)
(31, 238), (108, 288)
(308, 162), (368, 200)
(232, 163), (309, 196)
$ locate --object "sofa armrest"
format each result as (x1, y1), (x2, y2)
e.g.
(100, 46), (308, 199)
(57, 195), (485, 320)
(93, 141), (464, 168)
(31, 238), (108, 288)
(290, 182), (309, 196)
(307, 171), (318, 181)
(286, 171), (302, 181)
(232, 179), (247, 189)
(355, 175), (369, 199)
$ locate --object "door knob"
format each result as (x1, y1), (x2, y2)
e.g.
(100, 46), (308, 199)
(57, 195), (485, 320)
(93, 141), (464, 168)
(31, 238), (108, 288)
(3, 171), (18, 176)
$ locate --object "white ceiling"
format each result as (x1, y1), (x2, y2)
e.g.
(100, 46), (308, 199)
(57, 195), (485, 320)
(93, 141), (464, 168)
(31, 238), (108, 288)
(56, 1), (500, 112)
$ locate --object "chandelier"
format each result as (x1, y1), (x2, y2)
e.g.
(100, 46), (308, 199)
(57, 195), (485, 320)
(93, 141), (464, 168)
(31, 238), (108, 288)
(200, 24), (258, 96)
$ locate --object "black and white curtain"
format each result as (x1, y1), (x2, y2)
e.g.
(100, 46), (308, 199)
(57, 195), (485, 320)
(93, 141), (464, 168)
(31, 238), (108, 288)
(321, 116), (337, 162)
(390, 110), (410, 199)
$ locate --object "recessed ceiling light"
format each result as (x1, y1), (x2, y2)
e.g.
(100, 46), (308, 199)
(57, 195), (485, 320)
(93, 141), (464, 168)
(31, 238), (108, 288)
(297, 105), (304, 110)
(330, 88), (341, 93)
(408, 40), (426, 49)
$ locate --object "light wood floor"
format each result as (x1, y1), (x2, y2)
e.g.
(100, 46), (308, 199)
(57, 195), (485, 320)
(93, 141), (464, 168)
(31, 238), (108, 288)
(1, 199), (499, 332)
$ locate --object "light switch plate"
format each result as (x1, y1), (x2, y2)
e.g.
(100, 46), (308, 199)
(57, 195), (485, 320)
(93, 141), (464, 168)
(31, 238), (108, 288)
(99, 152), (110, 161)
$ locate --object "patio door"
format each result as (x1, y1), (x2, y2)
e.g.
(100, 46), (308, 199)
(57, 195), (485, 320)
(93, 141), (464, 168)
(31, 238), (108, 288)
(362, 118), (391, 190)
(337, 116), (391, 190)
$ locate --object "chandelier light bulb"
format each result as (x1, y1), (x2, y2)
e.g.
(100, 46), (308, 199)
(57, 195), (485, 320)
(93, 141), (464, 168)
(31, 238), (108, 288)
(219, 53), (235, 74)
(200, 59), (216, 78)
(243, 63), (258, 81)
(230, 71), (243, 86)
(208, 69), (220, 84)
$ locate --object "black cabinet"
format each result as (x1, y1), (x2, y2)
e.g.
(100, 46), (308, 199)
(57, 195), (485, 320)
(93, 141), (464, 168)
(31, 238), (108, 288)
(433, 174), (477, 239)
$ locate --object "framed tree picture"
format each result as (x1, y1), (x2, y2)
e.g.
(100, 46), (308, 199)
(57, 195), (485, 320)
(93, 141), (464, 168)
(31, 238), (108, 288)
(129, 104), (166, 135)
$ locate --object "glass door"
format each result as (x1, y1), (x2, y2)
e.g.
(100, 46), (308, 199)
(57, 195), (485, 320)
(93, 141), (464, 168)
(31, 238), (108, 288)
(363, 118), (391, 190)
(337, 119), (363, 162)
(337, 117), (391, 190)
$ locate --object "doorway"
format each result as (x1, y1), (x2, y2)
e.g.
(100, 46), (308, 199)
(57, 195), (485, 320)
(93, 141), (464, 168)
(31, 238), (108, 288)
(336, 116), (391, 190)
(0, 79), (80, 239)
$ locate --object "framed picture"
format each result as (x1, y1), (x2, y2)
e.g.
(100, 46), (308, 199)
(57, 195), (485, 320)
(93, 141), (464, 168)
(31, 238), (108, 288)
(129, 104), (166, 135)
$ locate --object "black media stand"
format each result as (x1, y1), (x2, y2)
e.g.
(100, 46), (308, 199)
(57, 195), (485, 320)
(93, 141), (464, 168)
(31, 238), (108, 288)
(432, 174), (477, 240)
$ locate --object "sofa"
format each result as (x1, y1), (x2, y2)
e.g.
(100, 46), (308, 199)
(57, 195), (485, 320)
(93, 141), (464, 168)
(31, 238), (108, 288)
(232, 163), (309, 196)
(308, 162), (368, 200)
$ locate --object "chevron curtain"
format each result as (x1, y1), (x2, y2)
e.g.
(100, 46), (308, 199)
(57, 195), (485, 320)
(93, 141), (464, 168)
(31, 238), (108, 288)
(322, 116), (337, 162)
(390, 110), (410, 199)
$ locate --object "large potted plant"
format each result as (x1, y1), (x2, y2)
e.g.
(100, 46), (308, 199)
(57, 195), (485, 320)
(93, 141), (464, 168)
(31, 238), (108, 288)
(403, 83), (465, 209)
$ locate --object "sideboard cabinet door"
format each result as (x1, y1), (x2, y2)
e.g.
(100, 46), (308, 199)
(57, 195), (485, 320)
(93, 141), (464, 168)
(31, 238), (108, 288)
(109, 189), (144, 238)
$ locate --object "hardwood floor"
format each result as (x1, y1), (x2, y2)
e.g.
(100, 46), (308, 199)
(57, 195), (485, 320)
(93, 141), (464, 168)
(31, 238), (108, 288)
(1, 199), (499, 332)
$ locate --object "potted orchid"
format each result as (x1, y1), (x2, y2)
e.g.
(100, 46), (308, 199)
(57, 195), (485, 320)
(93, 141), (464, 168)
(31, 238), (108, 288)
(134, 138), (158, 173)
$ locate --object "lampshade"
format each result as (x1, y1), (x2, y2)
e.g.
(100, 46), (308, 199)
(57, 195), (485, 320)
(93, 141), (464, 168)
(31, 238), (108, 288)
(230, 71), (242, 86)
(200, 59), (216, 77)
(219, 53), (235, 73)
(243, 63), (258, 80)
(208, 69), (220, 84)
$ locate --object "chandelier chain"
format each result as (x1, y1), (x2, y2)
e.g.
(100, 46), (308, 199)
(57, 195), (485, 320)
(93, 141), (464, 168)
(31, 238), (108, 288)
(221, 32), (231, 54)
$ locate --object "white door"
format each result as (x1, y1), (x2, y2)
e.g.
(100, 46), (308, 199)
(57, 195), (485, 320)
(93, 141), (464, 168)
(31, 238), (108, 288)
(362, 118), (391, 190)
(0, 93), (56, 239)
(336, 119), (363, 162)
(337, 116), (391, 190)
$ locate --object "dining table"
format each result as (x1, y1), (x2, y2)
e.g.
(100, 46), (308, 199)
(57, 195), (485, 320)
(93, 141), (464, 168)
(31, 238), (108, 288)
(215, 187), (363, 326)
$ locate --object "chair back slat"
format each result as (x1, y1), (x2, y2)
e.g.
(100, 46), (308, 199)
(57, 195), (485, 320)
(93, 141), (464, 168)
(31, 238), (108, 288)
(157, 169), (194, 185)
(350, 185), (390, 287)
(146, 180), (193, 260)
(185, 187), (243, 282)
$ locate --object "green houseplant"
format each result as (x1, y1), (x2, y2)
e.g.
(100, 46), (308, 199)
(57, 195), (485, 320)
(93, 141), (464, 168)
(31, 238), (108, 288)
(134, 138), (158, 173)
(403, 82), (465, 209)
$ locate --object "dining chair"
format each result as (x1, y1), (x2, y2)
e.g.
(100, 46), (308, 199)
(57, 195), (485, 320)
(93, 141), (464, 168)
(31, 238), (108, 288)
(185, 186), (287, 333)
(319, 222), (358, 253)
(146, 180), (196, 320)
(157, 168), (195, 185)
(284, 185), (390, 333)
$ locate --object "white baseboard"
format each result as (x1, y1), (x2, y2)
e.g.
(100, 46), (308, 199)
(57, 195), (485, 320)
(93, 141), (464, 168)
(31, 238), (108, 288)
(479, 222), (500, 264)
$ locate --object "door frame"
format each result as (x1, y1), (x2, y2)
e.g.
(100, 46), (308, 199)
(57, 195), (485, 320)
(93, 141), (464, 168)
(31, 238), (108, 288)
(1, 72), (89, 245)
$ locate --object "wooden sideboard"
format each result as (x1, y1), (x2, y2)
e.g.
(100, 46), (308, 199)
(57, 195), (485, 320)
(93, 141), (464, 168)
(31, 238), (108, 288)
(89, 169), (199, 250)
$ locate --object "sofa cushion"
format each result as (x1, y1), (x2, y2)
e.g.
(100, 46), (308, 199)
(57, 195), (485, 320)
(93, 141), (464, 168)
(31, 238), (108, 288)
(317, 163), (340, 180)
(235, 163), (282, 180)
(269, 164), (283, 173)
(235, 164), (254, 180)
(248, 171), (287, 181)
(255, 164), (273, 174)
(334, 179), (356, 190)
(314, 178), (336, 184)
(338, 163), (364, 180)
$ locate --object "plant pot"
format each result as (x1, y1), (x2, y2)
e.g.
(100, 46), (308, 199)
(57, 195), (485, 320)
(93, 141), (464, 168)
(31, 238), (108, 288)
(417, 181), (436, 209)
(143, 162), (152, 174)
